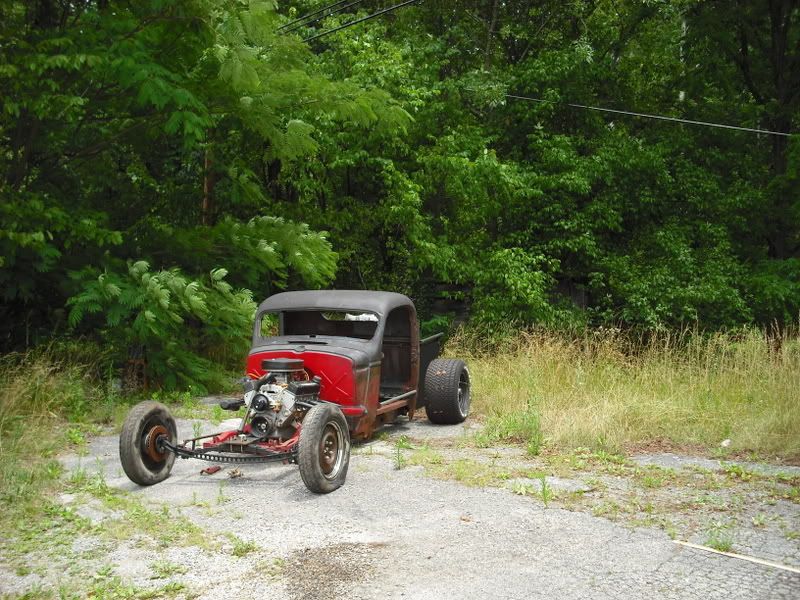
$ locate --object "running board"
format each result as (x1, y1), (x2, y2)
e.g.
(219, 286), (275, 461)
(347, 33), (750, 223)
(376, 389), (416, 415)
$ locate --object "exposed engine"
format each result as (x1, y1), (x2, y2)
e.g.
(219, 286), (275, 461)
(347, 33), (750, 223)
(244, 358), (321, 439)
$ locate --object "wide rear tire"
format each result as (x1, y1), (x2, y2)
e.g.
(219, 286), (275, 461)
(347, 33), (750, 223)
(298, 403), (350, 494)
(119, 401), (177, 486)
(424, 359), (471, 424)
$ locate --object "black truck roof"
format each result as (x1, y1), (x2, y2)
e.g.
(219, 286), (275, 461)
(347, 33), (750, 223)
(252, 291), (418, 367)
(256, 290), (413, 317)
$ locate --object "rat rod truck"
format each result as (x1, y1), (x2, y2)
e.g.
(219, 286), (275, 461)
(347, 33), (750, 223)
(119, 290), (470, 493)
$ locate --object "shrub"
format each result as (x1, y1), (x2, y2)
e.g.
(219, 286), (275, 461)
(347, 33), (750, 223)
(68, 261), (255, 392)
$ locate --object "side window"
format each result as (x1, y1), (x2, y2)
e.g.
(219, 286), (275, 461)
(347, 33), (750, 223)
(260, 313), (278, 337)
(384, 306), (411, 339)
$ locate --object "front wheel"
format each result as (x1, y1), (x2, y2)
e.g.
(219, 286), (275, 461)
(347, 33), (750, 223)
(424, 359), (471, 424)
(298, 403), (350, 494)
(119, 401), (177, 486)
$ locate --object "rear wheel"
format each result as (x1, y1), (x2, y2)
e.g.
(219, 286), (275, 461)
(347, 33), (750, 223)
(298, 403), (350, 494)
(119, 401), (177, 486)
(424, 359), (471, 424)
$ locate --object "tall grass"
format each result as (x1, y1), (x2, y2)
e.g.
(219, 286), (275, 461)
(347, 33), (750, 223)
(449, 327), (800, 458)
(0, 342), (115, 504)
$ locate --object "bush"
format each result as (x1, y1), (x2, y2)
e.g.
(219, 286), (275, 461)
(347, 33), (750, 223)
(68, 261), (255, 392)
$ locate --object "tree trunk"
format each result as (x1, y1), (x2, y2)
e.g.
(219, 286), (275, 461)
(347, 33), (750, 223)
(202, 147), (215, 226)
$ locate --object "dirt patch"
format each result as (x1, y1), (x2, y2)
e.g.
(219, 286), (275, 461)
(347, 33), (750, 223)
(283, 542), (386, 600)
(622, 438), (712, 457)
(623, 438), (800, 466)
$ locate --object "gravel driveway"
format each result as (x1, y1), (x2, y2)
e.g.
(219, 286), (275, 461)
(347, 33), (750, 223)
(3, 415), (798, 600)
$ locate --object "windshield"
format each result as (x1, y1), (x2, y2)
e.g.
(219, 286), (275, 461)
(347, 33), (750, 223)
(261, 310), (380, 341)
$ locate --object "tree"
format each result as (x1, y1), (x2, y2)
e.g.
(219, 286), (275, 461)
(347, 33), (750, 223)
(0, 0), (410, 385)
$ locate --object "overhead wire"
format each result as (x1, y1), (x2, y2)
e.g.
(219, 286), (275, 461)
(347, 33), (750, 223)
(277, 0), (349, 32)
(502, 93), (792, 137)
(283, 5), (784, 138)
(280, 0), (370, 35)
(303, 0), (422, 42)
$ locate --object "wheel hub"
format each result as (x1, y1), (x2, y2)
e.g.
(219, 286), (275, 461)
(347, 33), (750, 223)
(319, 426), (339, 475)
(144, 424), (168, 463)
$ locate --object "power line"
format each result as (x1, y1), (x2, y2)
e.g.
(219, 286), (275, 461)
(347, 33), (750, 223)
(304, 0), (422, 42)
(281, 0), (370, 34)
(503, 93), (792, 137)
(277, 1), (349, 32)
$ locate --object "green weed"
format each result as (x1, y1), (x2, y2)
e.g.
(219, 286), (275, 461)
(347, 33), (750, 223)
(395, 435), (413, 450)
(394, 445), (407, 470)
(704, 521), (735, 552)
(149, 561), (188, 580)
(409, 445), (444, 466)
(216, 481), (228, 505)
(539, 476), (553, 507)
(227, 534), (259, 557)
(751, 514), (768, 528)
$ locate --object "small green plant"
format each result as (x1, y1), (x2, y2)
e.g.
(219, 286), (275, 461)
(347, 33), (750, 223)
(583, 477), (604, 492)
(409, 445), (443, 466)
(229, 535), (259, 557)
(15, 565), (31, 577)
(538, 475), (553, 507)
(217, 481), (228, 505)
(66, 426), (87, 447)
(509, 476), (553, 507)
(150, 560), (188, 580)
(640, 474), (665, 489)
(768, 483), (800, 502)
(751, 514), (768, 528)
(189, 491), (210, 508)
(95, 565), (116, 580)
(394, 445), (407, 470)
(591, 500), (623, 519)
(395, 435), (413, 450)
(704, 521), (734, 552)
(591, 450), (626, 465)
(664, 521), (678, 540)
(511, 481), (536, 496)
(723, 464), (754, 481)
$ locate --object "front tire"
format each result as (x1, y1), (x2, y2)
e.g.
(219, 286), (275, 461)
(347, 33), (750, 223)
(119, 401), (177, 486)
(298, 403), (350, 494)
(424, 359), (471, 424)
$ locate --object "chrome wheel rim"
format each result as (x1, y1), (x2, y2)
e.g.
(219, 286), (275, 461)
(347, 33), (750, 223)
(319, 421), (346, 480)
(457, 368), (471, 416)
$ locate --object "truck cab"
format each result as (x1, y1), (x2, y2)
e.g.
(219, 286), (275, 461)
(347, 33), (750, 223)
(246, 290), (468, 439)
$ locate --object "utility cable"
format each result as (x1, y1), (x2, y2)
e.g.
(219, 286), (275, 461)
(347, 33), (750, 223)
(281, 0), (369, 34)
(503, 93), (792, 137)
(304, 0), (422, 42)
(277, 1), (349, 32)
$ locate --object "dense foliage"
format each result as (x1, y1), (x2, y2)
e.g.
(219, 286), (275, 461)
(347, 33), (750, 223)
(1, 0), (798, 387)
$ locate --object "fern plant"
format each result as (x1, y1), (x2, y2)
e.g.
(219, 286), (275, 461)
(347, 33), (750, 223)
(68, 261), (255, 392)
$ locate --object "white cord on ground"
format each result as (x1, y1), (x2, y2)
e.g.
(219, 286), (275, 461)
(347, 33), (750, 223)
(673, 540), (800, 574)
